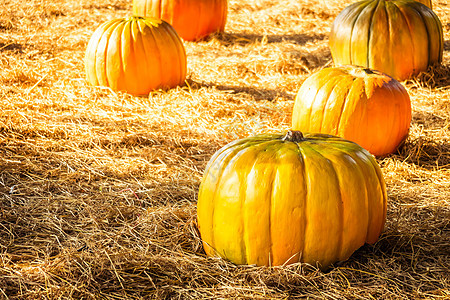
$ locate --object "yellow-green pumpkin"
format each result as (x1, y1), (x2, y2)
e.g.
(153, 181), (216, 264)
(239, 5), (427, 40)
(132, 0), (228, 41)
(197, 131), (387, 269)
(85, 16), (186, 95)
(291, 65), (412, 157)
(329, 0), (443, 81)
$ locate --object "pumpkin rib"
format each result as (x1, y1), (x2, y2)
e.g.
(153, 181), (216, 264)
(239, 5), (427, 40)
(383, 84), (403, 154)
(129, 20), (148, 94)
(412, 2), (441, 67)
(194, 0), (204, 40)
(361, 151), (386, 243)
(389, 81), (411, 151)
(396, 2), (424, 73)
(164, 24), (187, 86)
(336, 76), (361, 138)
(209, 139), (277, 263)
(307, 68), (345, 131)
(383, 1), (396, 78)
(320, 79), (345, 135)
(159, 24), (178, 87)
(331, 1), (368, 65)
(386, 1), (415, 80)
(151, 25), (168, 87)
(319, 148), (346, 264)
(145, 22), (164, 90)
(105, 21), (126, 89)
(312, 75), (344, 133)
(329, 141), (382, 245)
(85, 19), (116, 86)
(197, 141), (242, 259)
(219, 0), (228, 32)
(410, 3), (432, 68)
(322, 74), (353, 136)
(426, 4), (444, 64)
(137, 19), (158, 90)
(241, 141), (280, 265)
(346, 147), (380, 244)
(291, 138), (308, 264)
(326, 73), (355, 136)
(298, 143), (342, 267)
(365, 152), (387, 241)
(367, 0), (382, 68)
(121, 21), (139, 93)
(294, 143), (309, 265)
(97, 21), (119, 88)
(161, 24), (185, 87)
(351, 1), (377, 66)
(203, 140), (258, 260)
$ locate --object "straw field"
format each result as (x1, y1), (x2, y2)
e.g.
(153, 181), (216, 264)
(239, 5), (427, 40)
(0, 0), (449, 298)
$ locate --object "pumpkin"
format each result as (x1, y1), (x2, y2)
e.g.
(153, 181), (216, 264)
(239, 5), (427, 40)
(291, 65), (411, 157)
(132, 0), (228, 41)
(85, 16), (186, 95)
(329, 0), (443, 81)
(197, 130), (387, 269)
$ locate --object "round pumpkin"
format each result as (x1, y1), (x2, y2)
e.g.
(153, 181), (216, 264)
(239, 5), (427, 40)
(85, 16), (187, 95)
(197, 130), (387, 269)
(329, 0), (443, 81)
(132, 0), (228, 41)
(291, 65), (411, 157)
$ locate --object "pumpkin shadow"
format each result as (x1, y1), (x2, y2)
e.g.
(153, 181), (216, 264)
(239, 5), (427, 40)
(335, 203), (449, 276)
(212, 31), (326, 47)
(388, 111), (450, 170)
(0, 42), (24, 53)
(186, 78), (295, 101)
(444, 39), (450, 51)
(404, 63), (450, 89)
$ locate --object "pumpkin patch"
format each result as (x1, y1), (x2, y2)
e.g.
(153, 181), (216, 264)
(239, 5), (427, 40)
(3, 0), (449, 297)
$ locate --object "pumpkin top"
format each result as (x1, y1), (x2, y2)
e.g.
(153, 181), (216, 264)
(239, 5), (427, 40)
(123, 15), (164, 27)
(282, 130), (305, 143)
(337, 65), (389, 79)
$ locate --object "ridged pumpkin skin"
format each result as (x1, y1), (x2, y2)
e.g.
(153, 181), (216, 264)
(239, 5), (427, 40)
(329, 0), (443, 81)
(85, 17), (187, 95)
(291, 65), (412, 157)
(197, 131), (387, 269)
(132, 0), (228, 41)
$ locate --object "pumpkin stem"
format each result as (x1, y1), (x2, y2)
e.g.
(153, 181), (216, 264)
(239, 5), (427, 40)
(282, 130), (304, 142)
(363, 68), (375, 74)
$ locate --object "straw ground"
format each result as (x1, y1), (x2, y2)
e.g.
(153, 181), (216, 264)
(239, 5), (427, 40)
(0, 0), (449, 298)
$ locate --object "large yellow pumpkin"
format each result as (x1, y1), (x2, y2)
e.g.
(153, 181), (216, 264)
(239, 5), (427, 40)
(197, 130), (387, 269)
(132, 0), (228, 41)
(329, 0), (443, 81)
(291, 65), (411, 157)
(85, 16), (187, 96)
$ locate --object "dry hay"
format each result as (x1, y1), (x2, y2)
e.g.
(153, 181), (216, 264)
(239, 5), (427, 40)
(0, 0), (449, 299)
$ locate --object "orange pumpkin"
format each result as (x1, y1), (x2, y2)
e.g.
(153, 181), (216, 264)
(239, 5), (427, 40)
(132, 0), (228, 41)
(85, 16), (187, 95)
(329, 0), (443, 81)
(291, 65), (412, 156)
